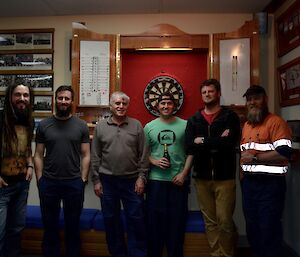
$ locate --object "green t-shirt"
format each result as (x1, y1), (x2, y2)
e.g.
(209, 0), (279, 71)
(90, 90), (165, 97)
(144, 117), (187, 181)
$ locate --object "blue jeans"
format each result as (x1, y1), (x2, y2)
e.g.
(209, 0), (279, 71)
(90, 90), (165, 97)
(0, 180), (29, 257)
(146, 180), (189, 257)
(38, 176), (84, 257)
(100, 174), (147, 257)
(242, 174), (286, 257)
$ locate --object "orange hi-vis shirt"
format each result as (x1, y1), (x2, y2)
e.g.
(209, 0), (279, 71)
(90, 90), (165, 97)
(240, 113), (292, 175)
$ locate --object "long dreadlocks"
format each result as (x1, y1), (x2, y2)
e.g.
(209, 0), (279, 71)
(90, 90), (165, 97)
(2, 84), (34, 155)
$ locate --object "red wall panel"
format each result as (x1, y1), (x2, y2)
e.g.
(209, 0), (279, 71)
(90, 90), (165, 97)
(121, 51), (207, 126)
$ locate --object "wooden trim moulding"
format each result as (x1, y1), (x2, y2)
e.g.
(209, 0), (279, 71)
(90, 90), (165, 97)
(212, 20), (260, 85)
(120, 24), (209, 50)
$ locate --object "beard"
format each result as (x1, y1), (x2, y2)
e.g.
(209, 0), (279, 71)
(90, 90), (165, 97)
(55, 104), (72, 118)
(13, 105), (30, 125)
(247, 105), (269, 125)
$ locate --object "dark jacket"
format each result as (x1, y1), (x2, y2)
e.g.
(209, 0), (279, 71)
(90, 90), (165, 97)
(185, 107), (241, 180)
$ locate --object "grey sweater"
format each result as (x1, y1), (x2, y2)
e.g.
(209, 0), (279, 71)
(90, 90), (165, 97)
(90, 116), (149, 184)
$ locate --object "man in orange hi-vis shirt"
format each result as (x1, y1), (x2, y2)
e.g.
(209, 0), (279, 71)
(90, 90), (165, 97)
(240, 85), (292, 257)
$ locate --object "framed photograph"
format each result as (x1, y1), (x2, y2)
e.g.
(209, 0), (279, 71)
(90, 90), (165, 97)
(0, 29), (54, 116)
(0, 34), (15, 49)
(0, 74), (12, 91)
(276, 1), (300, 56)
(0, 53), (53, 71)
(278, 57), (300, 106)
(0, 73), (53, 92)
(15, 33), (33, 49)
(33, 95), (52, 113)
(19, 74), (53, 91)
(0, 95), (4, 110)
(33, 33), (52, 49)
(0, 31), (53, 50)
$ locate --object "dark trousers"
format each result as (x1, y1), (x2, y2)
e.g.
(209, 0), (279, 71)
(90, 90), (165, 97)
(100, 174), (147, 257)
(38, 177), (84, 257)
(146, 180), (189, 257)
(242, 174), (286, 257)
(0, 180), (29, 257)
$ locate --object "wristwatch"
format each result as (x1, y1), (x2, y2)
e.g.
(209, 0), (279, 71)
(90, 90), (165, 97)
(27, 164), (34, 169)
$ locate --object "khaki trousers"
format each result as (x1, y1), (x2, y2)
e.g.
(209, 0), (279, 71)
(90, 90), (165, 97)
(194, 179), (237, 257)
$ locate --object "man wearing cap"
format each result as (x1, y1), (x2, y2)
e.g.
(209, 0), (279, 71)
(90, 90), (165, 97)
(185, 79), (241, 257)
(240, 85), (292, 257)
(144, 92), (193, 257)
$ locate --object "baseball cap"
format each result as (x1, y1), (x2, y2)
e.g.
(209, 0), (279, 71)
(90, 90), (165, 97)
(157, 92), (176, 104)
(243, 85), (266, 97)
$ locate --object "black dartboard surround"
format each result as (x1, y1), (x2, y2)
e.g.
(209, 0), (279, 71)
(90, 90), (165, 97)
(143, 75), (184, 116)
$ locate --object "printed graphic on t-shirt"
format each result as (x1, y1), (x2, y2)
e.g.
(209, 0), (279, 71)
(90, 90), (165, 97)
(157, 129), (176, 146)
(1, 125), (28, 176)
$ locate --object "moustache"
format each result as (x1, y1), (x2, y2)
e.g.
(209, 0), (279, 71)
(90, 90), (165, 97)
(248, 105), (260, 110)
(16, 100), (27, 104)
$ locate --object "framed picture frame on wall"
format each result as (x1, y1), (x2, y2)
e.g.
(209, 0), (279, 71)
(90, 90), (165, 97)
(0, 30), (53, 50)
(275, 0), (300, 57)
(33, 95), (53, 113)
(0, 73), (53, 92)
(278, 57), (300, 106)
(18, 73), (53, 91)
(0, 28), (54, 116)
(0, 53), (53, 71)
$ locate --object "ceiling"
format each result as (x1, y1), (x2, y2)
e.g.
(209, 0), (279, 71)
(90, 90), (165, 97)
(0, 0), (275, 18)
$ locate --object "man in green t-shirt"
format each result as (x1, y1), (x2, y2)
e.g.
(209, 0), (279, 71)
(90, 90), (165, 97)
(144, 92), (193, 257)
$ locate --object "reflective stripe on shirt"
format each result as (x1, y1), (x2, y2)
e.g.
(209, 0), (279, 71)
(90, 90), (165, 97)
(241, 139), (291, 174)
(241, 164), (288, 174)
(240, 138), (291, 152)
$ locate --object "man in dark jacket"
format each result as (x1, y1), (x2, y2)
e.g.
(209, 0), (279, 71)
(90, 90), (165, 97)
(185, 79), (241, 257)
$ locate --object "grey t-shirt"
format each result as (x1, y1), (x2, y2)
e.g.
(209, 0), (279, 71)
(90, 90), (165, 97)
(35, 116), (90, 179)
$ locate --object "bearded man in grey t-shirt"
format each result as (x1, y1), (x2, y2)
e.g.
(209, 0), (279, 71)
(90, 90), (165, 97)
(34, 85), (90, 257)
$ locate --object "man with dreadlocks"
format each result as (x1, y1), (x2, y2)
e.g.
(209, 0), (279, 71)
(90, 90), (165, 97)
(0, 83), (34, 257)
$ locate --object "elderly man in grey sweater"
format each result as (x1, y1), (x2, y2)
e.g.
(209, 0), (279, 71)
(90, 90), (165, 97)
(90, 91), (148, 257)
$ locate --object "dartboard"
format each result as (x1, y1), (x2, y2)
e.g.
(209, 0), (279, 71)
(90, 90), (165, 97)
(143, 75), (184, 116)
